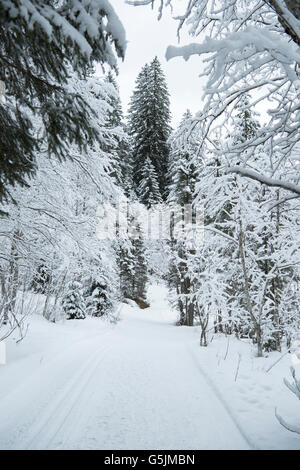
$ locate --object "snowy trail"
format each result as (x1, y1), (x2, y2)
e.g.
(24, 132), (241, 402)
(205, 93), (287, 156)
(0, 285), (251, 450)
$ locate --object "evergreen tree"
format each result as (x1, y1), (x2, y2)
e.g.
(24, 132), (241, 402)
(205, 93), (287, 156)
(128, 57), (171, 203)
(62, 280), (86, 320)
(117, 234), (148, 303)
(116, 203), (148, 305)
(0, 0), (126, 202)
(167, 111), (201, 327)
(168, 110), (200, 205)
(86, 280), (112, 318)
(132, 235), (148, 302)
(31, 263), (51, 295)
(105, 72), (133, 193)
(116, 239), (136, 300)
(232, 94), (260, 146)
(105, 71), (124, 128)
(137, 157), (162, 208)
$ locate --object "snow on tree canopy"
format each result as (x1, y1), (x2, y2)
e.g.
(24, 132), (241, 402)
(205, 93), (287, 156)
(131, 0), (300, 200)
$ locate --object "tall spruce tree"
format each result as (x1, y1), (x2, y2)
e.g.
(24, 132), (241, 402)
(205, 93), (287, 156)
(116, 239), (136, 300)
(131, 234), (148, 302)
(168, 110), (200, 206)
(105, 71), (124, 129)
(105, 72), (133, 194)
(167, 110), (201, 327)
(116, 229), (148, 303)
(128, 57), (171, 204)
(137, 157), (162, 208)
(233, 94), (260, 146)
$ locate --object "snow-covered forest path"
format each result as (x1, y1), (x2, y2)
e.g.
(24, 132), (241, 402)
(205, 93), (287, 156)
(0, 285), (251, 450)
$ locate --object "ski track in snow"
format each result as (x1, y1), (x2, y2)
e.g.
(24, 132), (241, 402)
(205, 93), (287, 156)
(0, 285), (251, 450)
(187, 346), (257, 450)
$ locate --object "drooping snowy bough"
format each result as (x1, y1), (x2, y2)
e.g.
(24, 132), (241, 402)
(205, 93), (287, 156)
(0, 0), (126, 201)
(276, 366), (300, 435)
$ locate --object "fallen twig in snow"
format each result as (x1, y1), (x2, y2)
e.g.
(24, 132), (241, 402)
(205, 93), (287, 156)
(224, 336), (230, 361)
(235, 353), (242, 382)
(265, 351), (289, 373)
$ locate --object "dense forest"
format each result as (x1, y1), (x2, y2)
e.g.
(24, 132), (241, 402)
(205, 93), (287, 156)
(0, 0), (300, 450)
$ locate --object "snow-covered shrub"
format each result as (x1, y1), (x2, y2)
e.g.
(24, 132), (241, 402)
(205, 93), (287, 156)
(86, 281), (113, 318)
(30, 263), (52, 295)
(276, 367), (300, 435)
(62, 280), (86, 320)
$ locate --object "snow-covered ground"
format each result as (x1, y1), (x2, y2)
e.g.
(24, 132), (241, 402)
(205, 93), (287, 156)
(0, 284), (299, 450)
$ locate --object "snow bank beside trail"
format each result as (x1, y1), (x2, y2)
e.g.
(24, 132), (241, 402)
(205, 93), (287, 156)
(188, 331), (300, 450)
(119, 284), (300, 449)
(0, 313), (114, 406)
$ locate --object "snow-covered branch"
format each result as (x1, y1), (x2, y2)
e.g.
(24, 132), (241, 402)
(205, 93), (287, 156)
(227, 167), (300, 197)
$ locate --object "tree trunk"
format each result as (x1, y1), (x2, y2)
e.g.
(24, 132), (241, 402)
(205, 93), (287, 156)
(256, 325), (263, 358)
(238, 219), (263, 357)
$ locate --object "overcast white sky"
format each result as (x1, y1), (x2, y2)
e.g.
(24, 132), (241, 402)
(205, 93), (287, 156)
(107, 0), (205, 128)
